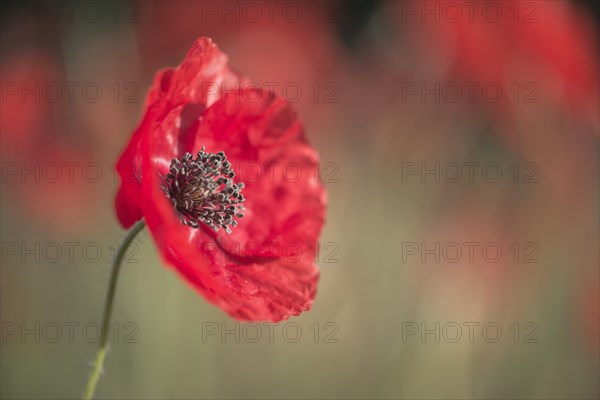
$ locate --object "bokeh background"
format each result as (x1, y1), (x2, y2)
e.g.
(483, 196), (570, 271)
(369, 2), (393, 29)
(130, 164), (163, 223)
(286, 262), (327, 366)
(1, 1), (598, 399)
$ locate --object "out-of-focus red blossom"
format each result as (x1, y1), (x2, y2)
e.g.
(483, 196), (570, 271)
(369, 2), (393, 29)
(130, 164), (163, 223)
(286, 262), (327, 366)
(0, 49), (102, 233)
(115, 37), (327, 322)
(389, 0), (599, 131)
(0, 50), (57, 154)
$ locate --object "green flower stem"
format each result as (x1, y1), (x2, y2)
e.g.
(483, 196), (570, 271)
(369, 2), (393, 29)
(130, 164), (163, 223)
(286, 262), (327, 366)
(83, 219), (145, 400)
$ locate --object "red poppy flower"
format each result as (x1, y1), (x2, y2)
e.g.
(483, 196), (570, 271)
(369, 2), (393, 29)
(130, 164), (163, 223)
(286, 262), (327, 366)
(115, 37), (327, 322)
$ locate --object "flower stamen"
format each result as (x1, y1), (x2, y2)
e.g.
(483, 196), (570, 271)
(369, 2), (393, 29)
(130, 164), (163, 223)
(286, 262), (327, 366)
(161, 147), (245, 233)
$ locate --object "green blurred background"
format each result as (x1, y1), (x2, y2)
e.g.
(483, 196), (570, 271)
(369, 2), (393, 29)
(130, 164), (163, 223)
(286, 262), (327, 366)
(1, 1), (598, 399)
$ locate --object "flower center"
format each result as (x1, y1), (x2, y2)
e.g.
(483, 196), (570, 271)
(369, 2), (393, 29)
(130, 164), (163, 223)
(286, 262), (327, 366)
(161, 147), (245, 233)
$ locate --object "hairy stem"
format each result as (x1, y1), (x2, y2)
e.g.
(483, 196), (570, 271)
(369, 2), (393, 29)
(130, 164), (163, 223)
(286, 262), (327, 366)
(83, 219), (145, 400)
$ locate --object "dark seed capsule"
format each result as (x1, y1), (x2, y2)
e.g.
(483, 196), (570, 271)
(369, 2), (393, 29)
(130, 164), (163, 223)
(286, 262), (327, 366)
(160, 148), (246, 234)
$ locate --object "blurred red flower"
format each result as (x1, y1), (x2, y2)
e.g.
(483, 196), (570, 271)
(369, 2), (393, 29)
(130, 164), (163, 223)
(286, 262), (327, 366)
(115, 37), (327, 321)
(0, 48), (105, 233)
(399, 0), (599, 129)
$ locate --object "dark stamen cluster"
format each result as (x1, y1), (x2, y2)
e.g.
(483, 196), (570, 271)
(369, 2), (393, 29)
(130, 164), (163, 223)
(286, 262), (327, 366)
(161, 147), (245, 233)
